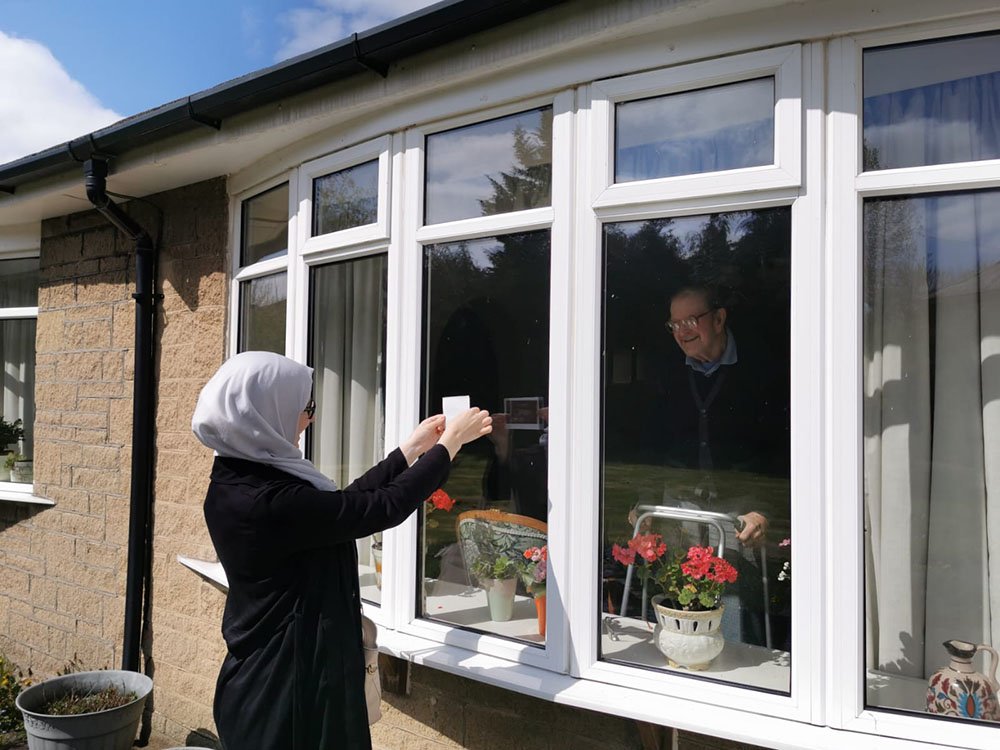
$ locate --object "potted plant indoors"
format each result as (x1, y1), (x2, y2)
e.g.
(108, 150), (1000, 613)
(0, 417), (23, 481)
(7, 453), (31, 483)
(518, 545), (547, 635)
(471, 554), (520, 622)
(613, 534), (738, 670)
(15, 669), (152, 750)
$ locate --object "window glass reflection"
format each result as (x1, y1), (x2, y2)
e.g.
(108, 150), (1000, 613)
(312, 159), (379, 236)
(615, 78), (774, 182)
(241, 183), (289, 265)
(420, 231), (550, 644)
(0, 258), (39, 307)
(425, 108), (552, 225)
(863, 33), (1000, 170)
(600, 209), (790, 692)
(238, 272), (286, 354)
(864, 189), (1000, 722)
(310, 255), (387, 604)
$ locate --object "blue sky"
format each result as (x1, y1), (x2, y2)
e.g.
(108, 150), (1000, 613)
(0, 0), (437, 164)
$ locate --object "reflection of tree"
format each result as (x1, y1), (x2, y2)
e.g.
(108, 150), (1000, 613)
(602, 207), (792, 460)
(314, 162), (378, 234)
(478, 109), (553, 216)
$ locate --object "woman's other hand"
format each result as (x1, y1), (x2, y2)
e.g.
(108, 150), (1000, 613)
(400, 415), (446, 464)
(439, 408), (492, 459)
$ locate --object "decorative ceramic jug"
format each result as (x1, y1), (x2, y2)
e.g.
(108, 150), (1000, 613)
(926, 639), (1000, 721)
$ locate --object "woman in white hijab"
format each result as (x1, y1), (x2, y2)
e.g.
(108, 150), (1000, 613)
(192, 351), (491, 750)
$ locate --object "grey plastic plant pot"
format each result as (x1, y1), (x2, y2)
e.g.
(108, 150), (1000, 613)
(15, 670), (152, 750)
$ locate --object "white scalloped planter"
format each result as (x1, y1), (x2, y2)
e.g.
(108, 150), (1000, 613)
(15, 670), (152, 750)
(651, 595), (725, 670)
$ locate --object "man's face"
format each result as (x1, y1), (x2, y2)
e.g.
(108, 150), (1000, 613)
(668, 292), (726, 362)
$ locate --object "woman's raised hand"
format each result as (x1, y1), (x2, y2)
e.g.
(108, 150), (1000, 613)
(400, 415), (446, 464)
(439, 408), (492, 459)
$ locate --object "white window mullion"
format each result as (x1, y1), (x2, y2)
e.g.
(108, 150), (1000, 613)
(825, 33), (864, 733)
(793, 38), (828, 728)
(387, 127), (425, 632)
(566, 81), (602, 681)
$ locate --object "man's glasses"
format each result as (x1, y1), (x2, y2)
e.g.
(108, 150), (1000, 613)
(665, 308), (715, 332)
(304, 399), (316, 419)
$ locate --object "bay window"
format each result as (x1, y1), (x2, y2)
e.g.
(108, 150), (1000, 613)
(218, 10), (1000, 747)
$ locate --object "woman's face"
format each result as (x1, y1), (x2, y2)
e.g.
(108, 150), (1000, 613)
(294, 398), (315, 448)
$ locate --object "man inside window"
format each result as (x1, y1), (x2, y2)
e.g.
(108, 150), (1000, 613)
(644, 284), (789, 648)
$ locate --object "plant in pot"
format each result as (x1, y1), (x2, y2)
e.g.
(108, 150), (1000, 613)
(612, 534), (738, 670)
(6, 453), (31, 484)
(0, 417), (24, 481)
(518, 545), (547, 635)
(470, 554), (519, 622)
(14, 663), (152, 750)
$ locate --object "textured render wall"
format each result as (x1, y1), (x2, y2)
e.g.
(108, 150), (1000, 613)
(0, 177), (230, 746)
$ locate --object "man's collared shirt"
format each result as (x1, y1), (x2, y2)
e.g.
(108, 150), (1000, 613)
(685, 329), (738, 376)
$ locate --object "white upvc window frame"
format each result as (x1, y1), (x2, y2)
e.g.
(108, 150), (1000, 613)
(567, 42), (822, 725)
(229, 171), (297, 357)
(388, 91), (575, 676)
(828, 15), (1000, 750)
(0, 245), (47, 504)
(296, 135), (392, 256)
(589, 45), (802, 210)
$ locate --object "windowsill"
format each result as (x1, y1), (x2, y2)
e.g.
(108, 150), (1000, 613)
(600, 614), (789, 692)
(423, 578), (545, 643)
(359, 563), (382, 606)
(866, 669), (928, 713)
(177, 556), (228, 588)
(0, 482), (52, 505)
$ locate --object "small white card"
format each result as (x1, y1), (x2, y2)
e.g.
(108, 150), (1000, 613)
(442, 395), (471, 423)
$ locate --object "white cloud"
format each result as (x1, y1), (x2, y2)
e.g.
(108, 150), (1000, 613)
(0, 31), (121, 165)
(276, 0), (438, 61)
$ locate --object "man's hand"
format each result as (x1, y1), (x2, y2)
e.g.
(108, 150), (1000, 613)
(736, 511), (768, 546)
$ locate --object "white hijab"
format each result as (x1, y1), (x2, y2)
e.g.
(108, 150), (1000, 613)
(192, 351), (338, 491)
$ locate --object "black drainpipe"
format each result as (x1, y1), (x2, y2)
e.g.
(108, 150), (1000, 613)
(84, 158), (158, 672)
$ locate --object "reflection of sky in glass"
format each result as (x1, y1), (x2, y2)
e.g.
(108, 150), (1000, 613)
(425, 108), (551, 224)
(313, 159), (378, 236)
(242, 183), (289, 266)
(614, 212), (750, 249)
(863, 34), (1000, 170)
(428, 237), (500, 271)
(615, 78), (773, 181)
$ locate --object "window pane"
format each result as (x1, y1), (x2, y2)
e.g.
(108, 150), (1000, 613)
(863, 33), (1000, 170)
(0, 258), (39, 307)
(312, 159), (379, 236)
(0, 319), (35, 473)
(864, 189), (1000, 722)
(615, 77), (774, 182)
(309, 255), (387, 605)
(425, 108), (552, 225)
(241, 183), (289, 265)
(238, 272), (286, 354)
(600, 209), (791, 692)
(420, 231), (550, 644)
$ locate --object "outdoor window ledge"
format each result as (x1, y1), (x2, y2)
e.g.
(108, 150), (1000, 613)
(376, 627), (958, 750)
(0, 483), (53, 506)
(177, 556), (229, 588)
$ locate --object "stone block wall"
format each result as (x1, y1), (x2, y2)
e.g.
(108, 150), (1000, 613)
(0, 176), (230, 745)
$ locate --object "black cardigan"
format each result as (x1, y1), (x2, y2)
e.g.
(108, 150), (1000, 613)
(203, 444), (451, 750)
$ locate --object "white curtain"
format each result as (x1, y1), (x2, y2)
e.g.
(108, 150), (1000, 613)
(865, 189), (1000, 679)
(311, 256), (386, 493)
